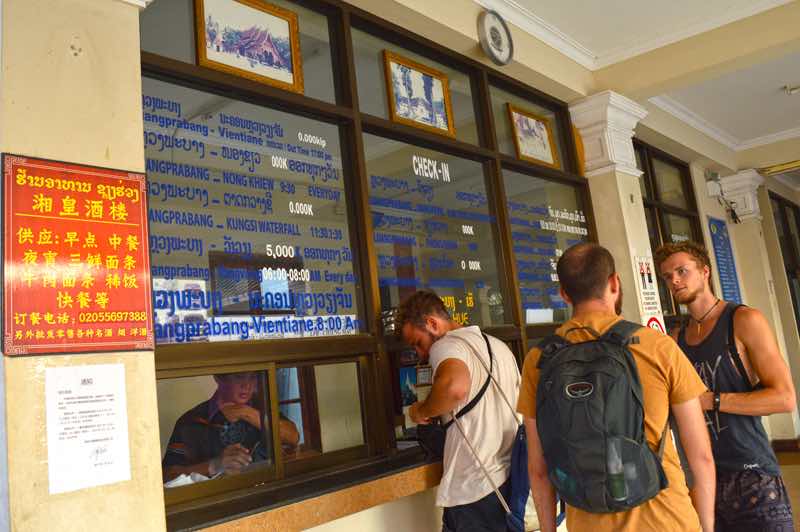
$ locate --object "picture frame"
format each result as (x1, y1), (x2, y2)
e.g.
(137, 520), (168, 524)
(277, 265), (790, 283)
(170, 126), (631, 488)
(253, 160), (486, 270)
(194, 0), (304, 94)
(382, 50), (456, 138)
(507, 103), (560, 169)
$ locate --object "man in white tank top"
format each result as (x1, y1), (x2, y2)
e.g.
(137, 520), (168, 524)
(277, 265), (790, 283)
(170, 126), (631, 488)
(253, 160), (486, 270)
(397, 290), (521, 532)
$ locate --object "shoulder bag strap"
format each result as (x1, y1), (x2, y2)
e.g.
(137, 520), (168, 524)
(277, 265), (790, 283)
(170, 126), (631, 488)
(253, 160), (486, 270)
(441, 336), (493, 429)
(727, 304), (753, 391)
(448, 332), (518, 420)
(451, 411), (512, 515)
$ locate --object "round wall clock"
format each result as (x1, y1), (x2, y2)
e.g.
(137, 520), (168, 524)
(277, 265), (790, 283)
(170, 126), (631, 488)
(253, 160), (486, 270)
(478, 10), (513, 66)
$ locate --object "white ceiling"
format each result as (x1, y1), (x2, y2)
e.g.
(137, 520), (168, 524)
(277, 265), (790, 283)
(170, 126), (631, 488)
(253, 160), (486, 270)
(476, 0), (792, 69)
(476, 0), (800, 152)
(651, 51), (800, 150)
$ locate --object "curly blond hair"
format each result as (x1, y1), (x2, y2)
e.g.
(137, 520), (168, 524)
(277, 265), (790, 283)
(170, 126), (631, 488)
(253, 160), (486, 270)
(653, 241), (711, 272)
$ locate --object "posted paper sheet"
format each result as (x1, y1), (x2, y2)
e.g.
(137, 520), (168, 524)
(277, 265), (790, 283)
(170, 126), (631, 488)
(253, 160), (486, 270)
(46, 363), (131, 494)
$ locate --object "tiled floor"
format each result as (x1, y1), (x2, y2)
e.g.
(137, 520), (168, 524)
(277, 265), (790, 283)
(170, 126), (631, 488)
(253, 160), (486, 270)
(776, 453), (800, 531)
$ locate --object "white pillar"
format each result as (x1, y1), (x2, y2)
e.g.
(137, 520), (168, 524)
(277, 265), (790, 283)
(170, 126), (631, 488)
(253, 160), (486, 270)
(713, 170), (800, 438)
(570, 91), (665, 329)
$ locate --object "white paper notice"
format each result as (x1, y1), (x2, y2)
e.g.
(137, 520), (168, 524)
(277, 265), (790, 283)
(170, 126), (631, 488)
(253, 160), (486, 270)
(635, 255), (666, 334)
(45, 363), (131, 494)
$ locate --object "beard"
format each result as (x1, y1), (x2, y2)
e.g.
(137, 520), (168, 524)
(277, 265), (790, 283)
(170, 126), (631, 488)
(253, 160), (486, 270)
(615, 283), (624, 315)
(674, 286), (699, 305)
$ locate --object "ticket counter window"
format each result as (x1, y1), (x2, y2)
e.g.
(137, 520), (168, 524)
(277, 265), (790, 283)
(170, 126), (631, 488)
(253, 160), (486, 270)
(364, 133), (504, 327)
(157, 370), (277, 489)
(503, 169), (588, 324)
(143, 77), (363, 344)
(278, 362), (365, 462)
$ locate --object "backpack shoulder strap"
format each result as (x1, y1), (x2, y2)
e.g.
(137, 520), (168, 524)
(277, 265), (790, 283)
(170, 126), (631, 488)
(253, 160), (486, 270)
(536, 334), (570, 369)
(600, 320), (642, 346)
(727, 304), (753, 391)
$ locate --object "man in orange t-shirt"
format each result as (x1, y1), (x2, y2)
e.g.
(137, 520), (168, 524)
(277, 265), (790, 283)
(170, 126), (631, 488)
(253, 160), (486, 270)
(517, 243), (716, 531)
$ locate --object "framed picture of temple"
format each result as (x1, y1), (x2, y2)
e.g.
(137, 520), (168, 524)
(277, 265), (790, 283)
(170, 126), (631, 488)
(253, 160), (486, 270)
(383, 50), (455, 137)
(194, 0), (304, 94)
(507, 103), (560, 169)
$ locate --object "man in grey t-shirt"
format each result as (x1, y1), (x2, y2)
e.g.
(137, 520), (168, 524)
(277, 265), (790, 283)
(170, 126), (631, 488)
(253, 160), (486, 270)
(398, 290), (520, 532)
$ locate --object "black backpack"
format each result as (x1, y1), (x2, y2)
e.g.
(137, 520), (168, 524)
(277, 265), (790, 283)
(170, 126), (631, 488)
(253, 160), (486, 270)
(535, 320), (668, 513)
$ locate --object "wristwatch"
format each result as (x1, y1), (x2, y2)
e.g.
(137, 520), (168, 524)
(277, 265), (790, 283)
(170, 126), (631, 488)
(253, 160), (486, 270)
(713, 392), (721, 412)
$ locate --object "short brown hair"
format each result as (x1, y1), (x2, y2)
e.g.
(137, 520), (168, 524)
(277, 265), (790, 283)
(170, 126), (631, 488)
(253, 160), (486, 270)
(557, 243), (616, 304)
(653, 241), (711, 273)
(395, 290), (450, 336)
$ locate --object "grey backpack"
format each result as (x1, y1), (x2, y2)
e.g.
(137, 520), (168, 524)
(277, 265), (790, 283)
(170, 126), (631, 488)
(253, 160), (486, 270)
(536, 320), (668, 513)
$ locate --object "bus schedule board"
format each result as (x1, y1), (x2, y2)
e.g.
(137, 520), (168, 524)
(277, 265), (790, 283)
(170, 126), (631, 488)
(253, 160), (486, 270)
(3, 155), (154, 355)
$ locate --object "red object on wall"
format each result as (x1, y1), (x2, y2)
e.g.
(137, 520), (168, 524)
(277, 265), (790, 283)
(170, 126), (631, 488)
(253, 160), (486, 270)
(3, 155), (153, 355)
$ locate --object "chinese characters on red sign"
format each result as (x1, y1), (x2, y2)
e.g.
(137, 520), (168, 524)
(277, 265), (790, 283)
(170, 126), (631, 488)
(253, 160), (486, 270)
(3, 155), (153, 355)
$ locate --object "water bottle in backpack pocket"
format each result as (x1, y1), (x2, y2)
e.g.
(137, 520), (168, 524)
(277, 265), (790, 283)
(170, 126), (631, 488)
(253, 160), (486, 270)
(535, 320), (669, 513)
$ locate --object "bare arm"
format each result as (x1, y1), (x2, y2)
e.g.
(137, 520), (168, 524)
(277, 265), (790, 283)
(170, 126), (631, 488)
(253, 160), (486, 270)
(410, 358), (471, 422)
(673, 397), (715, 532)
(524, 417), (557, 532)
(705, 308), (796, 416)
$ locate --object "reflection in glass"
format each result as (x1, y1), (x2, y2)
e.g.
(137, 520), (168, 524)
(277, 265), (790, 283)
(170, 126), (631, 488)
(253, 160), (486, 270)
(663, 213), (694, 244)
(278, 362), (364, 461)
(364, 134), (504, 327)
(143, 78), (361, 344)
(139, 0), (337, 103)
(351, 28), (479, 145)
(652, 158), (688, 209)
(158, 370), (291, 487)
(503, 170), (587, 324)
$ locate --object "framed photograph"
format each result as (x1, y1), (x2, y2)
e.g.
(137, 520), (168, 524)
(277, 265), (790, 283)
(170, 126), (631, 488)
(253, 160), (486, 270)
(383, 50), (455, 137)
(194, 0), (304, 94)
(507, 103), (560, 169)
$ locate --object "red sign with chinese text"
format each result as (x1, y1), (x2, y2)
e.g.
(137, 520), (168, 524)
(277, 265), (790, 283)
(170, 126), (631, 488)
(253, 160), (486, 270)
(3, 155), (153, 355)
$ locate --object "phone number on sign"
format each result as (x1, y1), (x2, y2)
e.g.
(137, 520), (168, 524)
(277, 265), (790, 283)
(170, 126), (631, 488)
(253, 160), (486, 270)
(78, 311), (149, 323)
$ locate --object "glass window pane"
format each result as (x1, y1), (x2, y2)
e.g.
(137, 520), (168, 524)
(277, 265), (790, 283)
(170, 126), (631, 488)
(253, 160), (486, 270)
(652, 158), (688, 209)
(279, 362), (364, 462)
(772, 199), (797, 266)
(663, 213), (693, 244)
(158, 370), (274, 488)
(491, 86), (565, 169)
(365, 134), (504, 327)
(635, 148), (648, 199)
(277, 368), (300, 401)
(503, 170), (588, 324)
(657, 277), (675, 316)
(140, 0), (337, 104)
(143, 78), (362, 344)
(352, 28), (479, 146)
(645, 208), (660, 251)
(785, 208), (800, 262)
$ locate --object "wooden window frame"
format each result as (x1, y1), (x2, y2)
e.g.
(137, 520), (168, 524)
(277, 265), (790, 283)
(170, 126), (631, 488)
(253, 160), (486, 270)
(142, 0), (593, 526)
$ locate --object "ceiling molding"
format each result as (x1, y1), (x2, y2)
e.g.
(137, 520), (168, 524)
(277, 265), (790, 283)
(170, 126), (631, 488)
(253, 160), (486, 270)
(737, 126), (800, 151)
(474, 0), (597, 69)
(594, 0), (793, 68)
(648, 96), (740, 150)
(116, 0), (155, 8)
(649, 95), (800, 152)
(474, 0), (791, 70)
